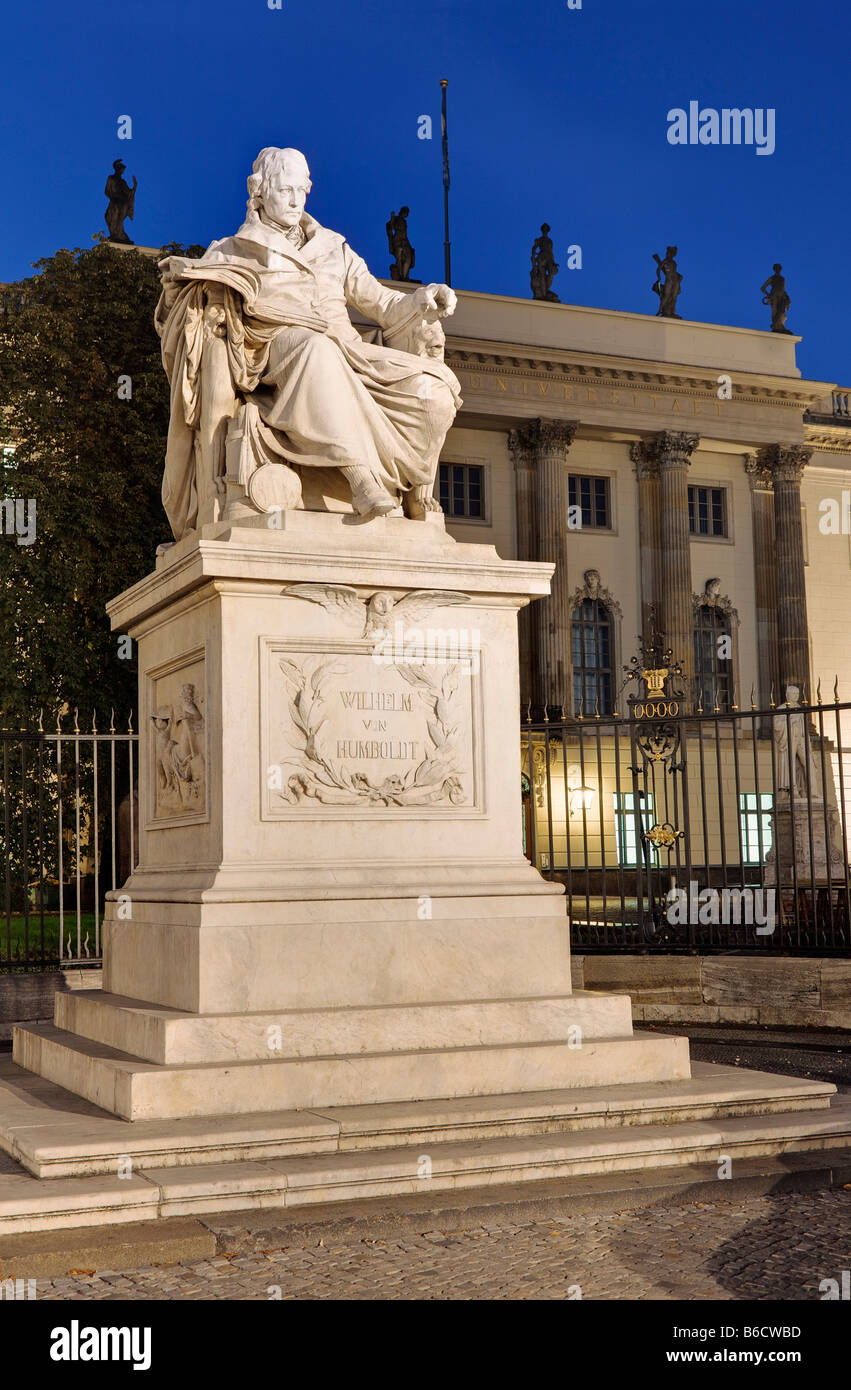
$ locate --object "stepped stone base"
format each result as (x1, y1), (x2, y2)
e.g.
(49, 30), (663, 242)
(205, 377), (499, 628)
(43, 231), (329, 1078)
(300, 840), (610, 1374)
(0, 1057), (847, 1235)
(13, 987), (690, 1121)
(4, 518), (848, 1233)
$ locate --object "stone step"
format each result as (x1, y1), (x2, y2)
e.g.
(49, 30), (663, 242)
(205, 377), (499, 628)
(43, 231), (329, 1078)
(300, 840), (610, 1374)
(0, 1056), (834, 1178)
(156, 1103), (851, 1215)
(0, 1080), (848, 1233)
(12, 1023), (691, 1121)
(201, 1149), (851, 1248)
(53, 989), (635, 1065)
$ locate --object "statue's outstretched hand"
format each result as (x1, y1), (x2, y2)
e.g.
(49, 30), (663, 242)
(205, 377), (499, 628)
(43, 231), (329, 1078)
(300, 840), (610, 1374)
(414, 283), (457, 318)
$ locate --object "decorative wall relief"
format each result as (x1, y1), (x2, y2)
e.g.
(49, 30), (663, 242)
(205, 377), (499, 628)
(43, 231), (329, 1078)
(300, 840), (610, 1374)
(261, 641), (482, 819)
(284, 584), (470, 638)
(147, 652), (208, 826)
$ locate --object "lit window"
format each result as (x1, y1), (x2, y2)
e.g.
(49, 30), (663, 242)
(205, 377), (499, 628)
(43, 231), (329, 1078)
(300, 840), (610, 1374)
(739, 793), (773, 864)
(614, 791), (654, 867)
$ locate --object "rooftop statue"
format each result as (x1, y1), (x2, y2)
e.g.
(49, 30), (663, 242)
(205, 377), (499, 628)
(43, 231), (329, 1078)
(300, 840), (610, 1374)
(530, 223), (560, 302)
(760, 263), (792, 334)
(156, 147), (461, 539)
(652, 245), (682, 318)
(386, 206), (415, 281)
(105, 159), (137, 244)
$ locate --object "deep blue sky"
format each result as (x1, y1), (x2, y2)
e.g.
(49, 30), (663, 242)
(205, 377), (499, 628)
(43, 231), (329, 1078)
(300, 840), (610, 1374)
(3, 0), (849, 384)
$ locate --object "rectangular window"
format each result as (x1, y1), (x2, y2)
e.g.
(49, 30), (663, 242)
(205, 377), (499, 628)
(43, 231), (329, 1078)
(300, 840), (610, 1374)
(739, 793), (773, 864)
(568, 474), (611, 529)
(688, 485), (727, 537)
(613, 791), (654, 867)
(439, 462), (485, 519)
(572, 599), (613, 715)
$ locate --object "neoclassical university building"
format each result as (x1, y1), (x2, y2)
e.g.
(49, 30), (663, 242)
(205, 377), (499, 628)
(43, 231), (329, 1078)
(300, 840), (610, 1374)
(6, 254), (846, 739)
(422, 290), (850, 736)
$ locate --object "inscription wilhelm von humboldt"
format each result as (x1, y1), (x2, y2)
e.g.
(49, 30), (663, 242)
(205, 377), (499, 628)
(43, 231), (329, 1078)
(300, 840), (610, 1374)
(270, 655), (472, 808)
(260, 583), (478, 810)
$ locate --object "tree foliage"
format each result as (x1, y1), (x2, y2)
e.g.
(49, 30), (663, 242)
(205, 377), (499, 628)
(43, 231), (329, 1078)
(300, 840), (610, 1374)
(0, 238), (202, 724)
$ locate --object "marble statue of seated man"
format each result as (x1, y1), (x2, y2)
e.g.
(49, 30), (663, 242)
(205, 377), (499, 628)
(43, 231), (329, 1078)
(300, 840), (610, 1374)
(155, 146), (462, 540)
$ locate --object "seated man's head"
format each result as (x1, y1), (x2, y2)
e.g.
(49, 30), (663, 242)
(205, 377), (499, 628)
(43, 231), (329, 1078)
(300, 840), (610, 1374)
(247, 147), (312, 230)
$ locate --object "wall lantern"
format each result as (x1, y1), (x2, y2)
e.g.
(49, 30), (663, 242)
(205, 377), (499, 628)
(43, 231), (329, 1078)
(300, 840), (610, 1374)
(569, 785), (594, 817)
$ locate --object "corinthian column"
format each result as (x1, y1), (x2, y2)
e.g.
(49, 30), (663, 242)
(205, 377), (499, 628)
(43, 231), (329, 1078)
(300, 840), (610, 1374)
(759, 444), (811, 696)
(511, 419), (578, 709)
(744, 455), (780, 705)
(508, 426), (537, 707)
(653, 431), (699, 697)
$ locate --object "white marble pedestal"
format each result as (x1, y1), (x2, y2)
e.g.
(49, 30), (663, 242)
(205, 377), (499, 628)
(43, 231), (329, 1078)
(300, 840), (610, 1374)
(14, 511), (689, 1120)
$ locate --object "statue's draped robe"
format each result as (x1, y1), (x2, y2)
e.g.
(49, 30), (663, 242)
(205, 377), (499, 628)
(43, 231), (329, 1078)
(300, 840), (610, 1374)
(156, 212), (462, 539)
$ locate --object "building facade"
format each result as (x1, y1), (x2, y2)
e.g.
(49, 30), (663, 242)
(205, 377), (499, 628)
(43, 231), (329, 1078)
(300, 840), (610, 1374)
(430, 290), (849, 736)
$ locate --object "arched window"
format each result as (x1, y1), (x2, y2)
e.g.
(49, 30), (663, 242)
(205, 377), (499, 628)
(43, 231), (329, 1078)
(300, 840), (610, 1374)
(572, 598), (613, 715)
(694, 603), (733, 710)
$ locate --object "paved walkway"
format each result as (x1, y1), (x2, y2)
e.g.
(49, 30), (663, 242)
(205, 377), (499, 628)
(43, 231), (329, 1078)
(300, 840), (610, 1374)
(31, 1189), (851, 1300)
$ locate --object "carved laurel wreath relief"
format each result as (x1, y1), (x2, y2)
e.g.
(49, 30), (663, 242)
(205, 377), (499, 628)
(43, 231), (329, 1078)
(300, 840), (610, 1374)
(275, 655), (467, 807)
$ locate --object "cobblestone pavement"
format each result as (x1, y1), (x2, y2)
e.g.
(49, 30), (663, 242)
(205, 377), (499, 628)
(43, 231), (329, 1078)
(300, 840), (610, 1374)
(32, 1189), (851, 1301)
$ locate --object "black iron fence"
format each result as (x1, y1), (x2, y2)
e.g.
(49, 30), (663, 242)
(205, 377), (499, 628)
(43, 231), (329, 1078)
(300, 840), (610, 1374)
(523, 694), (851, 954)
(0, 715), (137, 970)
(4, 697), (851, 969)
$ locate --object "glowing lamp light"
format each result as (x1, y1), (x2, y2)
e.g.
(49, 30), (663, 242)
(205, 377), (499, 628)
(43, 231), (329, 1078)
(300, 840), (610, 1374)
(569, 785), (594, 817)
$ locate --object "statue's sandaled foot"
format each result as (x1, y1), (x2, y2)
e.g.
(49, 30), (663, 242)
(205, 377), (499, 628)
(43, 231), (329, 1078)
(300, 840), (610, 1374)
(404, 485), (441, 521)
(343, 467), (398, 517)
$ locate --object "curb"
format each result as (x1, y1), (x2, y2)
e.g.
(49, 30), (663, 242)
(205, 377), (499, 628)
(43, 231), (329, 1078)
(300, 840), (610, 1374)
(0, 1217), (216, 1279)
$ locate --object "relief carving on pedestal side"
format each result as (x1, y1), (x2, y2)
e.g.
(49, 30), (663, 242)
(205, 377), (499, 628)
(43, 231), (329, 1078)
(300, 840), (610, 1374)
(150, 681), (206, 818)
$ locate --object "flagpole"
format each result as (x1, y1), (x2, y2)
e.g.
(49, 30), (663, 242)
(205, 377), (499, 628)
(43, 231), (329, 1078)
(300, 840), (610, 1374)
(440, 78), (451, 286)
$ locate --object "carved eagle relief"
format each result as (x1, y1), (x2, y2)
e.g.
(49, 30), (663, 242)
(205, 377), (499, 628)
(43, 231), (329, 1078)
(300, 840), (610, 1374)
(285, 584), (470, 638)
